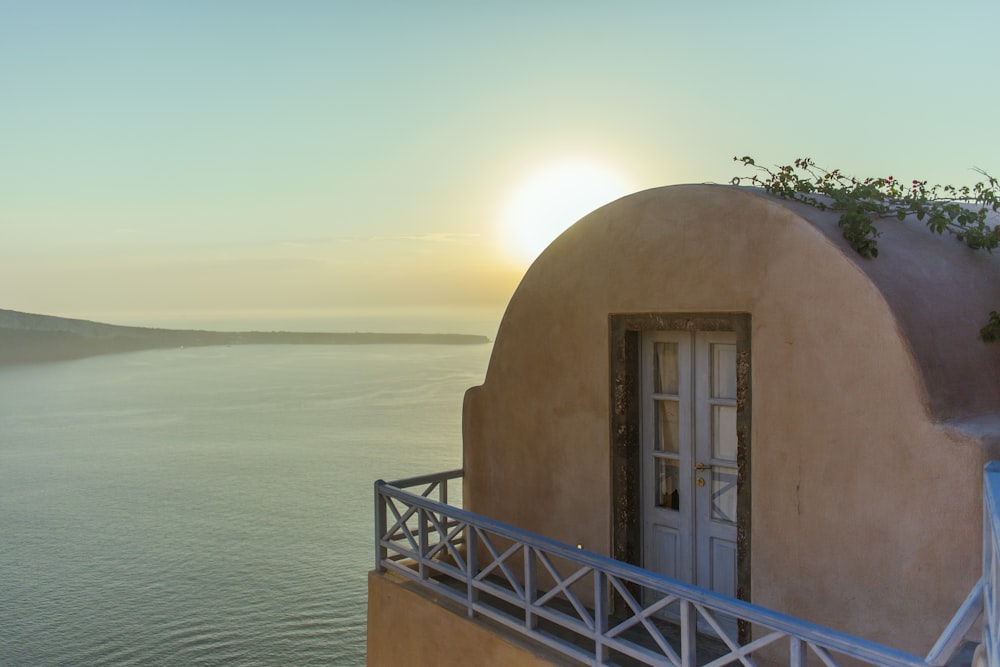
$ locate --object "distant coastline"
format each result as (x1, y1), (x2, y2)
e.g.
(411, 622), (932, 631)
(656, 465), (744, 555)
(0, 309), (491, 366)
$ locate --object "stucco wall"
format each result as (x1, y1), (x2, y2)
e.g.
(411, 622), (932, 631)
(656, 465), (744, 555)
(777, 195), (1000, 419)
(366, 571), (567, 666)
(463, 185), (998, 654)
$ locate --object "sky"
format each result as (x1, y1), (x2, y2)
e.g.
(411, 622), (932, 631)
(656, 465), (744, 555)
(3, 1), (999, 333)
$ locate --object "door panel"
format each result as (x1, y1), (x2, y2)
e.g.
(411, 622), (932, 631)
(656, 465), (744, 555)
(710, 538), (738, 599)
(651, 526), (682, 581)
(642, 332), (693, 583)
(694, 333), (738, 596)
(642, 331), (739, 603)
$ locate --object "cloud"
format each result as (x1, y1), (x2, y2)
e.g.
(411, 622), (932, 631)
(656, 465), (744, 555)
(367, 232), (481, 244)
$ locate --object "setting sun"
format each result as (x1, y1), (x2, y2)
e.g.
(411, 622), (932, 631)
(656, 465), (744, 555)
(500, 161), (633, 266)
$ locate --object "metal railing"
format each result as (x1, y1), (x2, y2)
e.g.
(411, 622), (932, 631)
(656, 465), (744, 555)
(374, 467), (996, 667)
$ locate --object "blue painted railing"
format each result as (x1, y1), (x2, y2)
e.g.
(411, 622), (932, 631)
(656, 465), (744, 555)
(375, 465), (999, 667)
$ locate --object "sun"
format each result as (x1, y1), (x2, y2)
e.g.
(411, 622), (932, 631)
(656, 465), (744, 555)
(500, 161), (633, 266)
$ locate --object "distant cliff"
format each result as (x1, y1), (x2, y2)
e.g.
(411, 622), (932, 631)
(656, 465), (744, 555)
(0, 309), (490, 366)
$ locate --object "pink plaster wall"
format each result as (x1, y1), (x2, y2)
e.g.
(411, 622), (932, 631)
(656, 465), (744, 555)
(367, 572), (566, 666)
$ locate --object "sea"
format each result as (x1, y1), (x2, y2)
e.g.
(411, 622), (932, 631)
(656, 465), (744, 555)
(0, 336), (494, 666)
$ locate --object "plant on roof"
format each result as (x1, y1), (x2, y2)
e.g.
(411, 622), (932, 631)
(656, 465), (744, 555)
(731, 156), (1000, 342)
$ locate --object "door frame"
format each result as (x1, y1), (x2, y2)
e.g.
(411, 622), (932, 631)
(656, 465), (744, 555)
(609, 313), (752, 611)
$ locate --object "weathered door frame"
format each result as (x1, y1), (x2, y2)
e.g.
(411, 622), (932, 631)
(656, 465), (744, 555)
(609, 313), (752, 610)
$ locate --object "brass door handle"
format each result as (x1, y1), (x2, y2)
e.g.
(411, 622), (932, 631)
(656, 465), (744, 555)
(694, 463), (710, 472)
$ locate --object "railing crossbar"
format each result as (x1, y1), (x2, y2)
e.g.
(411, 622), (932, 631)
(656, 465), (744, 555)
(693, 602), (744, 660)
(422, 512), (466, 570)
(474, 529), (526, 599)
(533, 551), (594, 629)
(811, 643), (841, 667)
(606, 577), (678, 642)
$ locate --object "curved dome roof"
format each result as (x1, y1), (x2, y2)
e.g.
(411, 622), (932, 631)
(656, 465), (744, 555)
(491, 184), (1000, 422)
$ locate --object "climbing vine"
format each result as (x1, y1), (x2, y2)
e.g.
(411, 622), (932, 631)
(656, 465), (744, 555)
(731, 156), (1000, 341)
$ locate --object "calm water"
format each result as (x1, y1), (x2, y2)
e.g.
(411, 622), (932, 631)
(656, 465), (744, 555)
(0, 343), (492, 665)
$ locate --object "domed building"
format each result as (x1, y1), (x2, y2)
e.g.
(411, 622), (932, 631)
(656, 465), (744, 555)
(369, 185), (1000, 666)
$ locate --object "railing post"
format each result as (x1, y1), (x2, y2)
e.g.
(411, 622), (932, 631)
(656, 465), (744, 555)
(466, 524), (478, 618)
(984, 462), (1000, 667)
(680, 599), (697, 667)
(374, 480), (387, 572)
(984, 465), (991, 667)
(594, 570), (609, 664)
(439, 479), (448, 540)
(790, 637), (807, 667)
(525, 546), (538, 630)
(419, 506), (429, 580)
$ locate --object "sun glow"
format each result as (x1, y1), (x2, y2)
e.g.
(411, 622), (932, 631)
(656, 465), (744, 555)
(500, 161), (633, 265)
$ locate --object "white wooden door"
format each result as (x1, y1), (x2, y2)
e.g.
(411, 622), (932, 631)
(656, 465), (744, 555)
(641, 331), (739, 599)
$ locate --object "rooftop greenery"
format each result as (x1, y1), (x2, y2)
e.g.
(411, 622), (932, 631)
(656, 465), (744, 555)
(732, 157), (1000, 341)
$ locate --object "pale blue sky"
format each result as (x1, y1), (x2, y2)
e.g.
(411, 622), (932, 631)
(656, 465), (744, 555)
(2, 1), (998, 331)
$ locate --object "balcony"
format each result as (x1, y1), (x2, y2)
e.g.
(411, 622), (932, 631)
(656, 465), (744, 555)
(366, 463), (1000, 666)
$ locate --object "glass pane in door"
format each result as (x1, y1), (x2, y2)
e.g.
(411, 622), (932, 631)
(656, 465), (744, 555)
(654, 342), (679, 394)
(711, 405), (737, 460)
(655, 400), (680, 454)
(712, 343), (737, 399)
(655, 458), (680, 511)
(710, 466), (737, 524)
